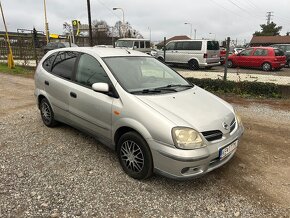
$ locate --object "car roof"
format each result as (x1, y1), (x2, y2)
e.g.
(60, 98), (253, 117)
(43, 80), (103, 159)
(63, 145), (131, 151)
(48, 47), (150, 57)
(170, 39), (217, 42)
(117, 38), (150, 41)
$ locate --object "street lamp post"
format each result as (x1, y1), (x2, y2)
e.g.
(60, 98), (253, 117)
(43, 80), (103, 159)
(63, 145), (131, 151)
(184, 22), (192, 39)
(113, 7), (125, 37)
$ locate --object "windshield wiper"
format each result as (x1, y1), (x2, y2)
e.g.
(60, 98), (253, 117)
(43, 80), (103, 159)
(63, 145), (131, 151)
(155, 84), (193, 91)
(130, 89), (161, 94)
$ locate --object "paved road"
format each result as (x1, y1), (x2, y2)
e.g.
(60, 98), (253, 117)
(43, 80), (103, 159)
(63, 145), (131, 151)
(0, 74), (290, 217)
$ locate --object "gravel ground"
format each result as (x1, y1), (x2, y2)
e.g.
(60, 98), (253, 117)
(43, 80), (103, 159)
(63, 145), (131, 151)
(0, 74), (290, 217)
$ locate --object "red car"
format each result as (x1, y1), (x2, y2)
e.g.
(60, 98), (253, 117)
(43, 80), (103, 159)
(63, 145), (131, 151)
(227, 47), (286, 71)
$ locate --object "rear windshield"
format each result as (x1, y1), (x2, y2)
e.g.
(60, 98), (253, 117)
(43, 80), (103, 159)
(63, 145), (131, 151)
(115, 40), (134, 48)
(274, 49), (284, 56)
(207, 41), (220, 50)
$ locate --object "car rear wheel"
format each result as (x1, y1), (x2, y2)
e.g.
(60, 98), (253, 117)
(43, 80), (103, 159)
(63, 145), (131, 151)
(287, 60), (290, 68)
(189, 60), (199, 70)
(117, 132), (153, 180)
(40, 98), (58, 127)
(262, 62), (272, 71)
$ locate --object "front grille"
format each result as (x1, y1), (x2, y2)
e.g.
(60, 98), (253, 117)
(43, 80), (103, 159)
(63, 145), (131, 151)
(230, 119), (236, 133)
(202, 130), (223, 142)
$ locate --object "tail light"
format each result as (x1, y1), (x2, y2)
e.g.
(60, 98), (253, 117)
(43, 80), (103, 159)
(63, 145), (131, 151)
(204, 53), (208, 58)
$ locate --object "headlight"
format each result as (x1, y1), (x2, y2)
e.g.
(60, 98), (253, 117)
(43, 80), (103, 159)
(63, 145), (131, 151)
(172, 127), (205, 150)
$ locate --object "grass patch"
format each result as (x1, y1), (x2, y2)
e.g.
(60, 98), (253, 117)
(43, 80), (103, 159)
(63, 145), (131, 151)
(0, 63), (35, 77)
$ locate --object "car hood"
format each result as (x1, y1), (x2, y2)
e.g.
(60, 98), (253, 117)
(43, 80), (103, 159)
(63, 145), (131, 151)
(136, 86), (235, 133)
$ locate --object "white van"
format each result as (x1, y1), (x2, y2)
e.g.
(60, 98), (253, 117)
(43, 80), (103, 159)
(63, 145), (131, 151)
(115, 38), (151, 54)
(155, 40), (220, 70)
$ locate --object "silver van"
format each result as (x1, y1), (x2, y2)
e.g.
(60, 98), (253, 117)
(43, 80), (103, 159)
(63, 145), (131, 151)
(156, 40), (220, 70)
(115, 38), (151, 54)
(35, 47), (244, 180)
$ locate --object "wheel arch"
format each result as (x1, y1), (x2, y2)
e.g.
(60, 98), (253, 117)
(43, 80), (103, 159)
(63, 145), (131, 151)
(113, 119), (153, 151)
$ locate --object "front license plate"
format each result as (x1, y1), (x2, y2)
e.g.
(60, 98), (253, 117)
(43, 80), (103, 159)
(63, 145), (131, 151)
(219, 140), (238, 160)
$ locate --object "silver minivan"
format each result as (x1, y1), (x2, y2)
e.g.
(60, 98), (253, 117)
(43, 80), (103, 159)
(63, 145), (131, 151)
(35, 47), (244, 180)
(155, 40), (220, 70)
(115, 38), (151, 54)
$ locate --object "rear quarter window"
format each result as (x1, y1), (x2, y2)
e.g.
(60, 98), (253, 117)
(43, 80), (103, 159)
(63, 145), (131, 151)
(207, 41), (220, 50)
(42, 53), (56, 72)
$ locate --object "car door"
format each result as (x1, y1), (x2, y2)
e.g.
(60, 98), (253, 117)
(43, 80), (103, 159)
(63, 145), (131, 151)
(68, 53), (114, 143)
(236, 48), (253, 67)
(164, 41), (176, 63)
(44, 51), (78, 121)
(252, 48), (269, 67)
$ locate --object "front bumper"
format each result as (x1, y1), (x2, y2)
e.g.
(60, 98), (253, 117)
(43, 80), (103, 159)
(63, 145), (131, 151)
(149, 125), (244, 180)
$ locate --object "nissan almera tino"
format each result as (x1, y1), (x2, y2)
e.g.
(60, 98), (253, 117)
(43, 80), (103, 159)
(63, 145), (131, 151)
(35, 47), (244, 180)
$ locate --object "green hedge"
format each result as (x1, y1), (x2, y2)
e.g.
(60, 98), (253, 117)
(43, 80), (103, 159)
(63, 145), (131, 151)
(186, 78), (282, 98)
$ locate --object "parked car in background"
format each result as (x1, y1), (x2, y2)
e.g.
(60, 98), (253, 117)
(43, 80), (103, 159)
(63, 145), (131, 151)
(227, 47), (286, 71)
(43, 42), (78, 54)
(270, 44), (290, 67)
(115, 38), (151, 54)
(233, 48), (243, 54)
(155, 40), (220, 70)
(220, 48), (227, 64)
(35, 47), (244, 180)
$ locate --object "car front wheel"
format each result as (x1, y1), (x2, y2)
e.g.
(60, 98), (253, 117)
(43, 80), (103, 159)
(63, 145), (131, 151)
(117, 132), (153, 180)
(227, 60), (233, 68)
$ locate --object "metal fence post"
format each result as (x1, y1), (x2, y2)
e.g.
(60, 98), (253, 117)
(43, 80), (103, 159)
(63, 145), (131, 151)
(224, 37), (230, 81)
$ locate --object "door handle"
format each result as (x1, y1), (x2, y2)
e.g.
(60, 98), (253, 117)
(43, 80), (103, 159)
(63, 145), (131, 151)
(70, 92), (77, 98)
(44, 80), (49, 86)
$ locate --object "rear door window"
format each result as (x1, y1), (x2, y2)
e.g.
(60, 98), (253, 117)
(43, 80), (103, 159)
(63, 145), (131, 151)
(253, 49), (268, 56)
(207, 41), (220, 50)
(51, 51), (78, 80)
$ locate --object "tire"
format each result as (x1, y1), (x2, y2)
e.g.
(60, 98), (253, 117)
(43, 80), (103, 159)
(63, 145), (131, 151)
(40, 98), (58, 127)
(227, 60), (233, 68)
(157, 57), (164, 63)
(117, 132), (153, 180)
(262, 62), (272, 71)
(189, 60), (199, 70)
(287, 60), (290, 68)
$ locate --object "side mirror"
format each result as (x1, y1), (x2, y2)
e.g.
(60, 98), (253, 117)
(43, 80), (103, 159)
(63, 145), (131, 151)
(92, 82), (109, 93)
(133, 46), (137, 49)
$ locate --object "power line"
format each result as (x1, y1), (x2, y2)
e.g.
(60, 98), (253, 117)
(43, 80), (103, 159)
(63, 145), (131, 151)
(95, 0), (122, 21)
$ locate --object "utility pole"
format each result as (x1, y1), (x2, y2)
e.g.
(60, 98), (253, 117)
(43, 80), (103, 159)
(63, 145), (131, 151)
(266, 12), (273, 25)
(0, 1), (14, 68)
(224, 37), (230, 81)
(43, 0), (49, 43)
(87, 0), (93, 46)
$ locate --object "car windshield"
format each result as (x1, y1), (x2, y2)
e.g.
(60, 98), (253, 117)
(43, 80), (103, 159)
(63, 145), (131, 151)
(115, 40), (134, 48)
(103, 56), (193, 94)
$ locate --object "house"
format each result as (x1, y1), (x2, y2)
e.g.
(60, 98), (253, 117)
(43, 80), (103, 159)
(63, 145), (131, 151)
(156, 35), (191, 49)
(250, 35), (290, 46)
